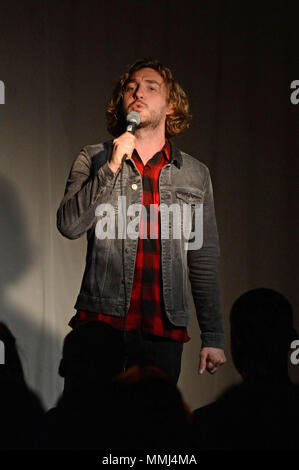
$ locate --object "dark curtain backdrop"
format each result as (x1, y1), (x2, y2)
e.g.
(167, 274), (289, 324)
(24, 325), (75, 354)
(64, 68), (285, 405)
(0, 0), (298, 409)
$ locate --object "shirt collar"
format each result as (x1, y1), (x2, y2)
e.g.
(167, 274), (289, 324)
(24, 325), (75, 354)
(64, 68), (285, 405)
(162, 138), (171, 162)
(129, 138), (182, 169)
(132, 138), (171, 164)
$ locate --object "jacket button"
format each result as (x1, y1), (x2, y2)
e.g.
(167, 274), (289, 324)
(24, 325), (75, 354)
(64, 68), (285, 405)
(131, 183), (138, 190)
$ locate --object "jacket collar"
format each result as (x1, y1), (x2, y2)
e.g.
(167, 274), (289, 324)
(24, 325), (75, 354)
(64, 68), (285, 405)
(169, 140), (182, 169)
(91, 138), (182, 175)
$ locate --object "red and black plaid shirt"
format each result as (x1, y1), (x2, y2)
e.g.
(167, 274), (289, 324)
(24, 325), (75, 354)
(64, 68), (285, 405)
(69, 139), (190, 343)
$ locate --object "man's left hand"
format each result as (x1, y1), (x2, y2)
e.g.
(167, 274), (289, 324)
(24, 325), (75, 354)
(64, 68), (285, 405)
(198, 347), (226, 375)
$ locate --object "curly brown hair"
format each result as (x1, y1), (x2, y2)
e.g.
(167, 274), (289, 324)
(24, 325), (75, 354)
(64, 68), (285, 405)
(106, 58), (191, 138)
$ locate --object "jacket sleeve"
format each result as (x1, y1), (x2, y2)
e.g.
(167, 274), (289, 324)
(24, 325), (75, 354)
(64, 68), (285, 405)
(187, 167), (225, 350)
(56, 147), (116, 239)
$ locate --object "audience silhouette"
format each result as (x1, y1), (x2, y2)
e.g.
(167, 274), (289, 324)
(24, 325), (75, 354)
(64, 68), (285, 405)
(192, 288), (299, 450)
(0, 322), (45, 450)
(109, 364), (193, 450)
(39, 321), (125, 449)
(2, 287), (298, 452)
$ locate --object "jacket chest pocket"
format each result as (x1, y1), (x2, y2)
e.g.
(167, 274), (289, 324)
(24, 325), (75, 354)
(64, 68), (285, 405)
(175, 190), (203, 205)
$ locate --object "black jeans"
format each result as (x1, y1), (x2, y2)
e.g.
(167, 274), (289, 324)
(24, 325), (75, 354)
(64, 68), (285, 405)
(123, 329), (183, 384)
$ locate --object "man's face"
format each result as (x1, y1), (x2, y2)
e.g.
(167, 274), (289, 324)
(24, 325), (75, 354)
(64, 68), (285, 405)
(122, 67), (173, 131)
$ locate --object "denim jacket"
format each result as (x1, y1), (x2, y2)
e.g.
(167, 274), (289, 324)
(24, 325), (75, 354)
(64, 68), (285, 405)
(57, 140), (224, 349)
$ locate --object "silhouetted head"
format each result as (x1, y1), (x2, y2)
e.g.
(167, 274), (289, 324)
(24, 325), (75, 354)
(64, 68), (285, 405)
(230, 288), (297, 381)
(0, 322), (44, 450)
(0, 322), (25, 384)
(111, 365), (192, 449)
(58, 322), (125, 391)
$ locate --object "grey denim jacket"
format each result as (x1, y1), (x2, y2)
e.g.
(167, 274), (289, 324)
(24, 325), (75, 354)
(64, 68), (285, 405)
(57, 140), (225, 349)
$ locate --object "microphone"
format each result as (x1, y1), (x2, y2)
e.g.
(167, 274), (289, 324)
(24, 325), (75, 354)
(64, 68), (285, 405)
(126, 111), (141, 134)
(121, 111), (141, 166)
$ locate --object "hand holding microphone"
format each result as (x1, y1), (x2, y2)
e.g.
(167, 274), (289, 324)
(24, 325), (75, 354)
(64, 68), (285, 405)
(108, 111), (141, 173)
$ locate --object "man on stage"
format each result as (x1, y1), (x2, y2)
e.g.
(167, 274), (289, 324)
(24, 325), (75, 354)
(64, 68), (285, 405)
(57, 58), (226, 383)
